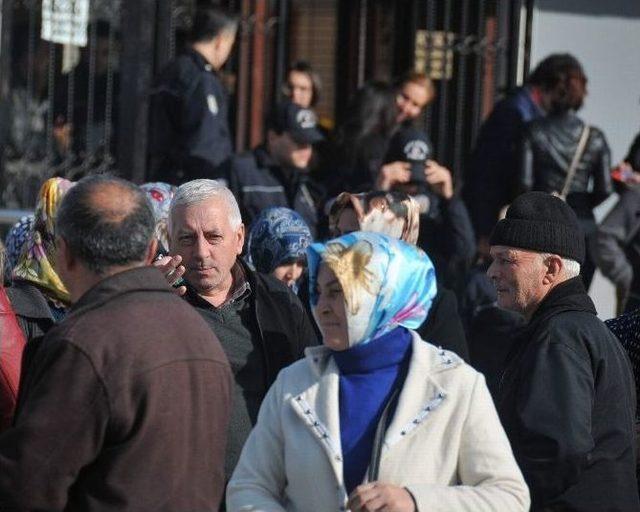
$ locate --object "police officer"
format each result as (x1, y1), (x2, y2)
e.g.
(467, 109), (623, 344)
(228, 101), (324, 237)
(149, 8), (237, 184)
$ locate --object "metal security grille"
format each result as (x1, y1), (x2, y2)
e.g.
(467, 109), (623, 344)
(0, 0), (122, 208)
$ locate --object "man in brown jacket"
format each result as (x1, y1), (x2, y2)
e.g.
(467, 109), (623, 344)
(0, 175), (232, 511)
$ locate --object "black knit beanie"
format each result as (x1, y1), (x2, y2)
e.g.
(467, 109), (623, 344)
(489, 192), (585, 264)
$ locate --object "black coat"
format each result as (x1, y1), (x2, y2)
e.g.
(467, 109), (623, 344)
(417, 287), (469, 361)
(228, 147), (321, 238)
(498, 277), (639, 511)
(149, 49), (233, 183)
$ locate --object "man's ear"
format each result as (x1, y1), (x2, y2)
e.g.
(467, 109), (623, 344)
(236, 224), (245, 256)
(543, 254), (563, 285)
(144, 239), (159, 265)
(56, 236), (76, 273)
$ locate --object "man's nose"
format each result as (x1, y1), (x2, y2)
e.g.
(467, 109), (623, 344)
(486, 260), (497, 279)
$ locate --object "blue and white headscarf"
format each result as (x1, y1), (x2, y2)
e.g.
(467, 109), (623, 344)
(246, 206), (312, 280)
(308, 232), (437, 347)
(4, 214), (35, 280)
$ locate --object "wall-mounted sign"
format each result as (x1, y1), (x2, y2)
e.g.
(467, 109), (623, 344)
(415, 30), (455, 80)
(41, 0), (90, 47)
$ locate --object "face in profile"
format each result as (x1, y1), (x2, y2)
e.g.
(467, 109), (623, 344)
(272, 259), (305, 289)
(487, 246), (548, 317)
(396, 81), (432, 123)
(286, 70), (314, 109)
(313, 263), (349, 351)
(169, 198), (244, 296)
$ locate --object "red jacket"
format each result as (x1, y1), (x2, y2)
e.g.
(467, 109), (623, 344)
(0, 287), (26, 431)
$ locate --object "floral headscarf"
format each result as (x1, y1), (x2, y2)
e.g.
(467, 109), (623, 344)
(308, 232), (436, 347)
(328, 191), (420, 244)
(246, 207), (312, 288)
(140, 182), (176, 253)
(13, 178), (75, 305)
(4, 214), (35, 280)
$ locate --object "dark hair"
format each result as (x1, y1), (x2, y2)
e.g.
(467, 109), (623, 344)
(528, 53), (587, 113)
(56, 175), (155, 275)
(190, 7), (238, 43)
(284, 61), (322, 106)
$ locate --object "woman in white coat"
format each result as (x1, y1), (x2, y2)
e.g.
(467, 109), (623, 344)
(227, 232), (529, 512)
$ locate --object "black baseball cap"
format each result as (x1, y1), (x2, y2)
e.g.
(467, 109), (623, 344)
(267, 101), (324, 145)
(385, 127), (432, 177)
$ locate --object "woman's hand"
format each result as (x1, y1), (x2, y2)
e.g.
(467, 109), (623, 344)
(424, 160), (454, 199)
(347, 482), (416, 512)
(376, 161), (411, 191)
(153, 254), (187, 295)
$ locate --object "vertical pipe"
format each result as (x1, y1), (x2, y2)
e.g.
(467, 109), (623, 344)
(471, 0), (486, 144)
(235, 0), (251, 152)
(357, 0), (367, 88)
(274, 0), (288, 106)
(436, 0), (451, 162)
(85, 17), (97, 160)
(0, 0), (13, 100)
(250, 0), (266, 148)
(453, 0), (470, 184)
(424, 0), (436, 134)
(45, 41), (56, 163)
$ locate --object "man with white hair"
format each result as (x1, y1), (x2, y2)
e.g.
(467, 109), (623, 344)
(488, 191), (639, 511)
(161, 178), (318, 481)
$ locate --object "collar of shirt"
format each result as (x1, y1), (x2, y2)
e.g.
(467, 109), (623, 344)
(186, 260), (252, 310)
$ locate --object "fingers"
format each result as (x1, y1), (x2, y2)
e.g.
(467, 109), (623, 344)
(153, 255), (186, 286)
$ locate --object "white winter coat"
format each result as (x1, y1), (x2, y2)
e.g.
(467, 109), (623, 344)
(227, 331), (530, 512)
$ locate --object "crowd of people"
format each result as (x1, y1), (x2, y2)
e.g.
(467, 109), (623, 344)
(0, 5), (640, 512)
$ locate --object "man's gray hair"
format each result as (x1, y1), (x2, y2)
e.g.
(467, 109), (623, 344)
(539, 252), (581, 278)
(168, 179), (242, 231)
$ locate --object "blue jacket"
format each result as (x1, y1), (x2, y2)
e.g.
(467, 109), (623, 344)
(149, 49), (233, 184)
(228, 147), (320, 237)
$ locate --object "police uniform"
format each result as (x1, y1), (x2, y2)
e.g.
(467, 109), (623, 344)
(227, 102), (324, 238)
(149, 48), (233, 184)
(229, 146), (320, 238)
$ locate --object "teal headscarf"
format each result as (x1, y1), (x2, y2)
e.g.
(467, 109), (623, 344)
(308, 232), (437, 347)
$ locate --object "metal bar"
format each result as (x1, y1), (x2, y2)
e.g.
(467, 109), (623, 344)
(357, 0), (368, 88)
(436, 0), (451, 162)
(235, 0), (251, 152)
(423, 0), (436, 134)
(250, 0), (266, 148)
(471, 0), (486, 145)
(0, 0), (13, 100)
(274, 0), (288, 108)
(117, 0), (156, 182)
(45, 41), (56, 162)
(494, 0), (509, 97)
(85, 17), (97, 160)
(102, 4), (118, 163)
(453, 0), (470, 184)
(509, 0), (523, 90)
(155, 0), (174, 72)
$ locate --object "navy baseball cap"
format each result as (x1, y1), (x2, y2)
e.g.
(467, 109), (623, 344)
(386, 127), (431, 167)
(267, 101), (324, 145)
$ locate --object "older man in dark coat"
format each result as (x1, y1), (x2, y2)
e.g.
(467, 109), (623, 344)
(488, 192), (639, 511)
(0, 176), (232, 511)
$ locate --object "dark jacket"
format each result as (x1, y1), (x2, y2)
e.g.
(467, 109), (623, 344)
(518, 112), (612, 220)
(498, 277), (639, 511)
(417, 287), (469, 361)
(149, 48), (233, 183)
(595, 187), (640, 310)
(626, 131), (640, 172)
(228, 147), (321, 238)
(0, 266), (233, 511)
(6, 280), (56, 343)
(187, 260), (319, 390)
(464, 87), (545, 239)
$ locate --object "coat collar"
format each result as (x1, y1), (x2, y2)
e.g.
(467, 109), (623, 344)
(66, 266), (174, 319)
(291, 331), (461, 488)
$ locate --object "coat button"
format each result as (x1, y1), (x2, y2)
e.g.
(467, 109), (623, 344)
(305, 410), (311, 414)
(335, 455), (342, 462)
(313, 421), (320, 427)
(296, 396), (302, 401)
(401, 431), (406, 436)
